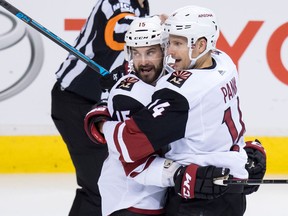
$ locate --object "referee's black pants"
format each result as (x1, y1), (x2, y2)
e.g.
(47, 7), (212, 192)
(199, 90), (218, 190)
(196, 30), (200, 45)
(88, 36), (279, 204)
(51, 82), (108, 216)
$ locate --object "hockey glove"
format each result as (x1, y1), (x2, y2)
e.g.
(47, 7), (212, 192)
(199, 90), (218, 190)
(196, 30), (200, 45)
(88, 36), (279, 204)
(174, 164), (230, 199)
(100, 64), (127, 91)
(243, 139), (266, 195)
(84, 101), (111, 144)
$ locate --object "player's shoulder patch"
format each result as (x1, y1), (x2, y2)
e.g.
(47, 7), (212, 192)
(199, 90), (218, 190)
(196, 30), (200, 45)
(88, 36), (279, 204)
(115, 77), (140, 91)
(167, 71), (192, 88)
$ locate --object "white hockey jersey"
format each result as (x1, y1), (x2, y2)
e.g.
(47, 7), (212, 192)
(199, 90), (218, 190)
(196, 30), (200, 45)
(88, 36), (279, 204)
(103, 50), (248, 184)
(98, 74), (166, 216)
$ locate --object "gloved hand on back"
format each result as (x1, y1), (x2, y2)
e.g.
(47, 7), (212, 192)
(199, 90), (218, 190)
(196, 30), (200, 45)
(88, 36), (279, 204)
(100, 63), (127, 91)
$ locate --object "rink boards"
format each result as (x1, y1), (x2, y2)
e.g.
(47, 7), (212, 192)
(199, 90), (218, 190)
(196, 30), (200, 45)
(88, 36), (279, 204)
(0, 136), (287, 174)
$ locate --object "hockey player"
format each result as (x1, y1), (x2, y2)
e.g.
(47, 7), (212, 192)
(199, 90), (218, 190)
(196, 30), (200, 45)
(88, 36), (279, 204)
(85, 16), (168, 216)
(88, 5), (266, 216)
(51, 1), (149, 215)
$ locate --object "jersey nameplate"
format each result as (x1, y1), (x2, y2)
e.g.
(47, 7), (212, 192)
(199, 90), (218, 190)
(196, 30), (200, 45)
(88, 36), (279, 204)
(116, 77), (139, 91)
(167, 71), (192, 88)
(112, 2), (135, 13)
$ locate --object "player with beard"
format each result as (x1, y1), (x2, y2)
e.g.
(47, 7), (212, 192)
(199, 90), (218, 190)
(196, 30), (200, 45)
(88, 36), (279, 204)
(51, 1), (150, 215)
(85, 16), (168, 216)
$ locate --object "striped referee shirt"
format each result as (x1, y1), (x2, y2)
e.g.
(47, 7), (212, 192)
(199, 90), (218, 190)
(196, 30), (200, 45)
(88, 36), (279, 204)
(55, 0), (149, 102)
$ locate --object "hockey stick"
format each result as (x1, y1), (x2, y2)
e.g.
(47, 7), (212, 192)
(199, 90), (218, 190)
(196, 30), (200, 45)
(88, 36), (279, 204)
(214, 179), (288, 185)
(0, 0), (109, 76)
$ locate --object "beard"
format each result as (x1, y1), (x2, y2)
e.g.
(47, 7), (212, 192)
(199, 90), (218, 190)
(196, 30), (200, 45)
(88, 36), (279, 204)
(134, 63), (163, 85)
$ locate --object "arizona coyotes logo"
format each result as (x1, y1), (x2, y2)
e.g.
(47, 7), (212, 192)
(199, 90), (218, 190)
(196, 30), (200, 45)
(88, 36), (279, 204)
(116, 77), (139, 91)
(167, 71), (192, 87)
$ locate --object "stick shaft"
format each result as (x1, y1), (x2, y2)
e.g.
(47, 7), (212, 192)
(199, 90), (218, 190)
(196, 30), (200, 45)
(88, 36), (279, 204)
(222, 179), (288, 185)
(0, 0), (109, 76)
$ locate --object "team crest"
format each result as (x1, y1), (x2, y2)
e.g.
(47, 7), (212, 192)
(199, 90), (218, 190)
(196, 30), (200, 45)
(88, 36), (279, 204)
(116, 77), (139, 91)
(167, 71), (192, 87)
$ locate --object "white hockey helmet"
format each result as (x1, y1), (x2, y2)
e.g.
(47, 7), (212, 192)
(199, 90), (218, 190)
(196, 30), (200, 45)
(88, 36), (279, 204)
(164, 5), (219, 67)
(124, 16), (167, 61)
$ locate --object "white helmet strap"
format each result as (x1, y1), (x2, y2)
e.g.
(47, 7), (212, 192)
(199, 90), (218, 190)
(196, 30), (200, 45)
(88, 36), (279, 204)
(188, 37), (212, 68)
(188, 46), (210, 68)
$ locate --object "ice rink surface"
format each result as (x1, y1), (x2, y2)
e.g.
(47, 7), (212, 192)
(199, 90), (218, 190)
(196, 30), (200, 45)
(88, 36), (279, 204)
(0, 174), (287, 216)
